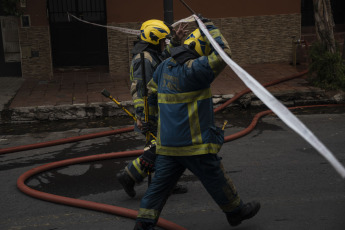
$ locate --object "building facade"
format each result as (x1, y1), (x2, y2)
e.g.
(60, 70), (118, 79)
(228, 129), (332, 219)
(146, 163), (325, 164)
(0, 0), (343, 79)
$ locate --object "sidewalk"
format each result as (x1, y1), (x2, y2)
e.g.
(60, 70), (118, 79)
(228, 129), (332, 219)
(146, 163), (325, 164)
(1, 62), (344, 123)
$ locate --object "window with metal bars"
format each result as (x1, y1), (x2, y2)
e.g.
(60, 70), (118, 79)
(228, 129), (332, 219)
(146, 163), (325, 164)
(47, 0), (106, 23)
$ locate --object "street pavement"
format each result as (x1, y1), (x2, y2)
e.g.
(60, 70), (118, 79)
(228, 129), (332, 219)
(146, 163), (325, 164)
(1, 62), (345, 229)
(1, 110), (345, 229)
(1, 62), (345, 123)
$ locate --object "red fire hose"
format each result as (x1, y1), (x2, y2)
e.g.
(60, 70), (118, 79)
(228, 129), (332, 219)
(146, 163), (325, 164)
(16, 149), (186, 230)
(11, 68), (345, 230)
(0, 126), (134, 155)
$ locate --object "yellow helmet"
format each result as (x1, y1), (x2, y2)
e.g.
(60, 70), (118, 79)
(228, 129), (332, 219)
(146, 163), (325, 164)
(184, 29), (211, 56)
(140, 19), (171, 45)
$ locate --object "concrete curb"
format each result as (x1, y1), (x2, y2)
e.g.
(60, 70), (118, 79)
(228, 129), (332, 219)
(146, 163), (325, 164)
(1, 101), (134, 123)
(2, 90), (345, 123)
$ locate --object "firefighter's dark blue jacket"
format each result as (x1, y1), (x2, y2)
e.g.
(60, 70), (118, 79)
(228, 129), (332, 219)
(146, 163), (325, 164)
(148, 23), (232, 156)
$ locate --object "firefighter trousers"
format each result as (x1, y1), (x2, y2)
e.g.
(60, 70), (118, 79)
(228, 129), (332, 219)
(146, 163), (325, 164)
(135, 154), (242, 226)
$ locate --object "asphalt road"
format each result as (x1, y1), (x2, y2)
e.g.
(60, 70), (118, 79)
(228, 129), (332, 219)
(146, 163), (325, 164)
(1, 107), (345, 230)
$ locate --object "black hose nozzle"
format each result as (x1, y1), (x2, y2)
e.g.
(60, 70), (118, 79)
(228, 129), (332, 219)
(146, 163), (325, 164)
(101, 89), (111, 98)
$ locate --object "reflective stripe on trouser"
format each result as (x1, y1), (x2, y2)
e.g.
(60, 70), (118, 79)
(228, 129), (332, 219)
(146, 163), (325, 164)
(125, 156), (148, 183)
(136, 154), (241, 225)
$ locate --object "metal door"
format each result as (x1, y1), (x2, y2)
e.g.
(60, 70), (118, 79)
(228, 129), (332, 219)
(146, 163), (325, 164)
(47, 0), (108, 67)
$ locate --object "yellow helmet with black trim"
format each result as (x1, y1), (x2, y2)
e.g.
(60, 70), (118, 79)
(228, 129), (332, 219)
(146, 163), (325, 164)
(184, 29), (211, 57)
(140, 19), (171, 45)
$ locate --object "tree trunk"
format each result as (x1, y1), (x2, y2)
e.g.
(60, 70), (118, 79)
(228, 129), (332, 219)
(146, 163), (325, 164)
(313, 0), (336, 53)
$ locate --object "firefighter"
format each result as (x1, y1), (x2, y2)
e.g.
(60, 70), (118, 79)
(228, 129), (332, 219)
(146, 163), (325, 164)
(116, 19), (189, 198)
(133, 18), (260, 229)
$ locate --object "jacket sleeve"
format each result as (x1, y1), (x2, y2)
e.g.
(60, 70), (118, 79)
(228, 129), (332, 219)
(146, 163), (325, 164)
(183, 22), (231, 89)
(130, 52), (155, 120)
(204, 21), (231, 77)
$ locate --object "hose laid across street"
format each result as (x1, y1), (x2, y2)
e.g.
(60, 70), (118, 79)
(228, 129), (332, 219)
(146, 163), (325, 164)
(16, 149), (187, 230)
(12, 68), (345, 229)
(0, 126), (134, 155)
(15, 101), (345, 230)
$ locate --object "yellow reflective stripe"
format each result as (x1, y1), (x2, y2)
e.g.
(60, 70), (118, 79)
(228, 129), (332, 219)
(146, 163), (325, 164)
(130, 66), (134, 81)
(132, 157), (145, 176)
(188, 101), (202, 144)
(137, 208), (160, 220)
(150, 139), (156, 145)
(134, 99), (144, 108)
(209, 29), (221, 38)
(134, 98), (144, 103)
(157, 143), (221, 156)
(148, 79), (158, 94)
(134, 104), (144, 109)
(208, 52), (220, 67)
(158, 88), (212, 104)
(134, 101), (144, 105)
(124, 167), (137, 182)
(207, 29), (231, 76)
(208, 52), (225, 76)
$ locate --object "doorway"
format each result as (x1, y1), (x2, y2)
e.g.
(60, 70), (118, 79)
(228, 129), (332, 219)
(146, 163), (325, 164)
(47, 0), (109, 69)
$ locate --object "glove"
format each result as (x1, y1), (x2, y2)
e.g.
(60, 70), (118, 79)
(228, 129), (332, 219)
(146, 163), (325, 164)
(139, 140), (157, 173)
(197, 14), (211, 23)
(196, 14), (212, 37)
(141, 121), (157, 135)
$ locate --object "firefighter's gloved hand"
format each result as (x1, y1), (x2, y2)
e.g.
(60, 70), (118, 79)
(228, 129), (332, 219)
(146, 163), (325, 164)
(141, 121), (150, 133)
(139, 140), (157, 173)
(196, 14), (213, 37)
(141, 121), (157, 134)
(197, 14), (211, 23)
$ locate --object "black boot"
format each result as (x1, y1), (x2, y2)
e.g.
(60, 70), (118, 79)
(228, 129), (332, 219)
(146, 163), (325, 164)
(171, 183), (188, 194)
(117, 170), (136, 198)
(226, 201), (260, 227)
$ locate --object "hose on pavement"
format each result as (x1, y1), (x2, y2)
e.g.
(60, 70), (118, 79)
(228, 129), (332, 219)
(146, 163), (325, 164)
(13, 69), (345, 230)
